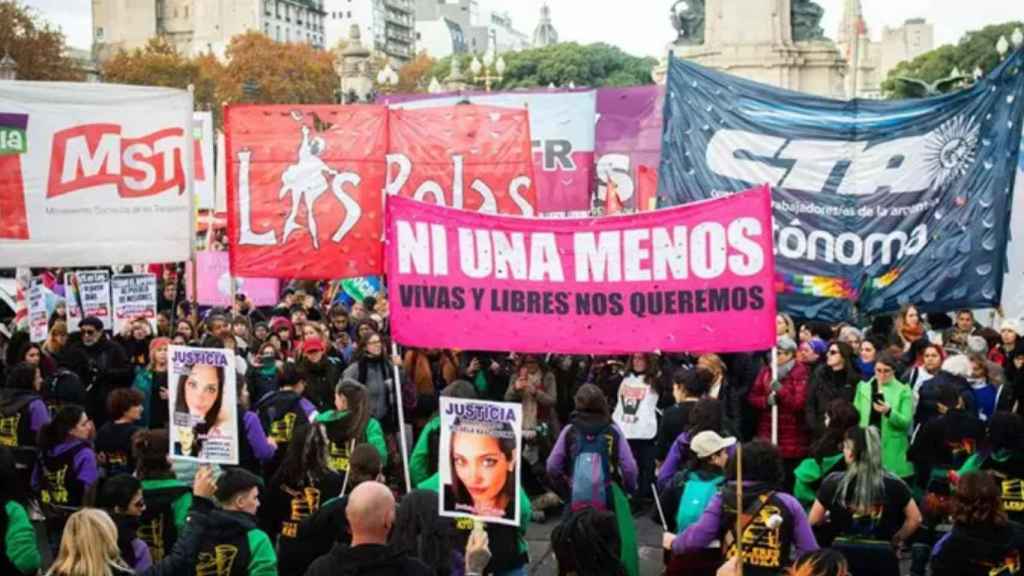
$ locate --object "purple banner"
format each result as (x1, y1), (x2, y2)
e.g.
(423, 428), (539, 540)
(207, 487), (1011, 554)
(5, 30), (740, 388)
(595, 86), (664, 211)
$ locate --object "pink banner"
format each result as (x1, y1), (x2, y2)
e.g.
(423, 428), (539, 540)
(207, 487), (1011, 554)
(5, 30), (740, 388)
(187, 251), (281, 307)
(386, 186), (776, 354)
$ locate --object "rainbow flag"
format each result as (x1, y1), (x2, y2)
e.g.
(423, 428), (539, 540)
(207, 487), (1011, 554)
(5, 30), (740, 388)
(775, 273), (857, 300)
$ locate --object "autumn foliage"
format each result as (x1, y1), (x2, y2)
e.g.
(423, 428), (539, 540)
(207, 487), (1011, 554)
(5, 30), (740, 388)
(0, 0), (83, 81)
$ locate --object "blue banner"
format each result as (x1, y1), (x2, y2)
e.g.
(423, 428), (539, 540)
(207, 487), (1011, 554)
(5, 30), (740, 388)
(659, 50), (1024, 321)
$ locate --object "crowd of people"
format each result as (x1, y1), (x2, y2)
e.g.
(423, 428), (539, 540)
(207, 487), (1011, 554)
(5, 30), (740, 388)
(1, 264), (1023, 576)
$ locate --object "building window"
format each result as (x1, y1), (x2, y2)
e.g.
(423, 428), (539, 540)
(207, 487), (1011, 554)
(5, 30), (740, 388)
(95, 27), (104, 40)
(276, 25), (281, 41)
(184, 5), (189, 18)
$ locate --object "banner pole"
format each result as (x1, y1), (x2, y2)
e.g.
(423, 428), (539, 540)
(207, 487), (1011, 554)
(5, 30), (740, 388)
(391, 341), (412, 493)
(736, 441), (744, 576)
(770, 347), (778, 446)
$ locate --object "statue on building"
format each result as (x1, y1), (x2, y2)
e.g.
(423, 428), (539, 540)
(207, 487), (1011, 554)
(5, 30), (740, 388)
(669, 0), (705, 45)
(791, 0), (826, 42)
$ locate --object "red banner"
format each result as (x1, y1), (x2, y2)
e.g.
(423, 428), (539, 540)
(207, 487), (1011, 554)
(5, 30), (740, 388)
(386, 105), (538, 216)
(226, 105), (388, 279)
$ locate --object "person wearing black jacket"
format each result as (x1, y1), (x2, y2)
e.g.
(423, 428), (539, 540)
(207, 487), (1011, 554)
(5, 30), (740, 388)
(656, 367), (712, 462)
(305, 481), (432, 576)
(65, 316), (131, 427)
(910, 381), (987, 491)
(805, 342), (860, 438)
(930, 470), (1024, 576)
(913, 353), (977, 431)
(297, 337), (343, 411)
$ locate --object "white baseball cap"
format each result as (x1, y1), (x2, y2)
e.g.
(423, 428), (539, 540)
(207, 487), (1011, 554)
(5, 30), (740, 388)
(691, 431), (737, 459)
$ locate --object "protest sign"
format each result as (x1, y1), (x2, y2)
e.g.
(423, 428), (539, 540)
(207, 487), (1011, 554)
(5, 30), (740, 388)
(186, 251), (280, 307)
(438, 397), (522, 527)
(65, 270), (112, 333)
(193, 112), (215, 209)
(167, 345), (239, 465)
(0, 83), (193, 266)
(385, 91), (596, 215)
(612, 375), (659, 440)
(388, 104), (539, 216)
(660, 51), (1024, 320)
(226, 105), (388, 279)
(596, 86), (664, 212)
(27, 279), (48, 343)
(386, 186), (776, 354)
(111, 274), (158, 333)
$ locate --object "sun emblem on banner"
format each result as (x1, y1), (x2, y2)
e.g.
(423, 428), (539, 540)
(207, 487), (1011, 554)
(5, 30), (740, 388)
(924, 115), (980, 190)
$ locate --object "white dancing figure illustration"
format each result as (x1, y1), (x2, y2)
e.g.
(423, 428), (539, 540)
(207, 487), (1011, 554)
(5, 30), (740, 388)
(279, 111), (361, 249)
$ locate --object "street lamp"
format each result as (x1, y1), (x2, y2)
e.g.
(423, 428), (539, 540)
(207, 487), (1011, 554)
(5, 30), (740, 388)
(470, 50), (505, 92)
(0, 52), (16, 81)
(376, 63), (399, 92)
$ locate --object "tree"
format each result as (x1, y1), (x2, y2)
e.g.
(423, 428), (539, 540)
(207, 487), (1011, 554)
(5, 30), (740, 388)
(0, 0), (82, 81)
(221, 32), (340, 104)
(430, 42), (656, 90)
(397, 51), (436, 92)
(882, 21), (1023, 98)
(102, 38), (225, 124)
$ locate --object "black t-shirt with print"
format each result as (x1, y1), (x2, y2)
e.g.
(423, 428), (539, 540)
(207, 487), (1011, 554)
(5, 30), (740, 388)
(817, 472), (913, 541)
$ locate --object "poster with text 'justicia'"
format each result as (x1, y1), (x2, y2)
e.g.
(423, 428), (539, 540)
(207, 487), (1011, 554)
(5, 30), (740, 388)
(168, 346), (238, 465)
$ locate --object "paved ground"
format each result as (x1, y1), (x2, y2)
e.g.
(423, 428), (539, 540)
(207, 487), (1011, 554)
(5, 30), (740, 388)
(524, 508), (667, 575)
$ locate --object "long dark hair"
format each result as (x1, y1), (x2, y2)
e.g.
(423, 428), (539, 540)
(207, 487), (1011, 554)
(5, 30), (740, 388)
(687, 397), (723, 437)
(551, 507), (627, 576)
(326, 379), (370, 444)
(273, 422), (331, 488)
(0, 445), (25, 503)
(953, 471), (1008, 527)
(810, 399), (860, 460)
(5, 361), (39, 391)
(449, 419), (517, 512)
(132, 429), (174, 480)
(38, 404), (85, 453)
(174, 363), (226, 431)
(390, 490), (454, 574)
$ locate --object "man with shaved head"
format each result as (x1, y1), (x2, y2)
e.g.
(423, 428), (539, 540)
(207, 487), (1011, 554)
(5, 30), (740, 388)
(304, 481), (432, 576)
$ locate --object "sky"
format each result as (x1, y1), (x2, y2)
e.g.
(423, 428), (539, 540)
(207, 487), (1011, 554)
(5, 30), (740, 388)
(21, 0), (1024, 58)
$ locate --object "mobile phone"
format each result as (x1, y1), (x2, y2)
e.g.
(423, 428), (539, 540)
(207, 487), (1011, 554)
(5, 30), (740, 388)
(873, 393), (884, 404)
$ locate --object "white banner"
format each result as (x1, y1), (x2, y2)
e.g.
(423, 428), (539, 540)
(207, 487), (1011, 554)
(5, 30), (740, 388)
(1001, 129), (1024, 321)
(168, 346), (239, 465)
(111, 273), (158, 333)
(27, 279), (48, 343)
(438, 397), (522, 527)
(65, 270), (112, 332)
(193, 112), (215, 210)
(215, 130), (227, 213)
(0, 82), (193, 266)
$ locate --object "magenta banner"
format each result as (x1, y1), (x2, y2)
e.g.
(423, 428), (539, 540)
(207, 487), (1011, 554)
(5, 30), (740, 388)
(186, 251), (281, 307)
(595, 86), (665, 211)
(386, 186), (776, 354)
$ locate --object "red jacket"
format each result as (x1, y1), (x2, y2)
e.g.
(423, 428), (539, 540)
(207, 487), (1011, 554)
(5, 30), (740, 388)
(748, 361), (810, 460)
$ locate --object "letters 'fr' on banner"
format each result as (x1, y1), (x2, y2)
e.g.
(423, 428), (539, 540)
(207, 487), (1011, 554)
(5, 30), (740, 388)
(386, 185), (777, 355)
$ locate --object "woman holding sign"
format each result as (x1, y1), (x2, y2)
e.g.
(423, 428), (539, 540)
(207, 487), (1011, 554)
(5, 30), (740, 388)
(169, 347), (236, 464)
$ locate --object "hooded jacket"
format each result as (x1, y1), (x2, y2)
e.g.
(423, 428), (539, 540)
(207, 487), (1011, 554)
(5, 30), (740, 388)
(195, 507), (276, 576)
(304, 542), (433, 576)
(299, 355), (344, 412)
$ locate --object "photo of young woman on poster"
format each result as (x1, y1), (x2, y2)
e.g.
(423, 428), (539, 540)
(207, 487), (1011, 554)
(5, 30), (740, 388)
(438, 398), (522, 526)
(168, 346), (238, 464)
(444, 419), (518, 521)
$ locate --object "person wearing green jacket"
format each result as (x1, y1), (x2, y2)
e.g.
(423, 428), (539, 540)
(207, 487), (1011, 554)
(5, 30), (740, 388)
(853, 352), (914, 481)
(317, 379), (388, 473)
(0, 446), (40, 575)
(419, 471), (532, 575)
(410, 380), (477, 487)
(194, 467), (277, 576)
(793, 399), (860, 509)
(133, 429), (193, 562)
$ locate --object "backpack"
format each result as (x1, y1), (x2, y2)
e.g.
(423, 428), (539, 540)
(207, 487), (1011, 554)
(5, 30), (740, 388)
(675, 471), (724, 532)
(570, 425), (613, 512)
